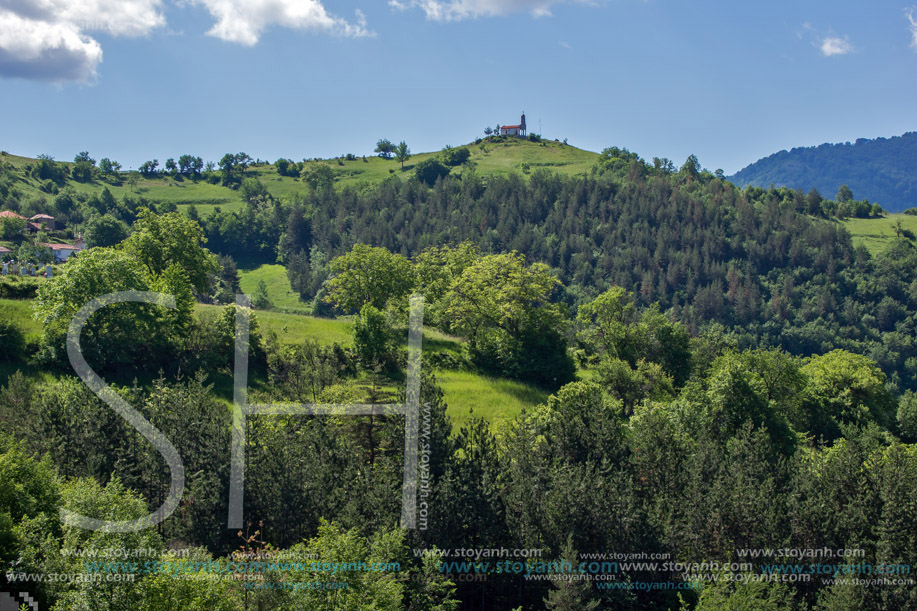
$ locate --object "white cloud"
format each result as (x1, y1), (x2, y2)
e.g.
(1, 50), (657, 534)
(819, 35), (853, 56)
(907, 7), (917, 51)
(389, 0), (591, 21)
(0, 0), (164, 83)
(192, 0), (372, 46)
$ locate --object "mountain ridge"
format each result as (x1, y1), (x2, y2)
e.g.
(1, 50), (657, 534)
(729, 132), (917, 212)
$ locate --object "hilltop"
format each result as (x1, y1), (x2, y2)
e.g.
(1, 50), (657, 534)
(0, 137), (599, 216)
(729, 132), (917, 212)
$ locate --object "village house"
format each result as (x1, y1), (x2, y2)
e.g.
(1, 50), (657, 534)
(29, 214), (56, 230)
(40, 235), (84, 262)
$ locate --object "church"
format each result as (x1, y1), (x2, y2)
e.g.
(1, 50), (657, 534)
(500, 113), (527, 137)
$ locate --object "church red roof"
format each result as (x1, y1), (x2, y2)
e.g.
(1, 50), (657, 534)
(502, 125), (522, 129)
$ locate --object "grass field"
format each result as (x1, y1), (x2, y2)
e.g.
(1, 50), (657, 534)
(0, 298), (41, 337)
(840, 214), (917, 255)
(435, 370), (549, 431)
(195, 303), (354, 346)
(237, 263), (312, 314)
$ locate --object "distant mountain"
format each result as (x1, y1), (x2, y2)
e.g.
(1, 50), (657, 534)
(729, 132), (917, 212)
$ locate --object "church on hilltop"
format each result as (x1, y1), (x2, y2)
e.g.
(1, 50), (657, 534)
(500, 113), (527, 137)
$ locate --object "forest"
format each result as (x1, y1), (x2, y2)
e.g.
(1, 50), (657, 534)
(0, 143), (916, 610)
(730, 132), (917, 213)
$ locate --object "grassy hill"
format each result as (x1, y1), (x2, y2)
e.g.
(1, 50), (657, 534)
(1, 137), (599, 217)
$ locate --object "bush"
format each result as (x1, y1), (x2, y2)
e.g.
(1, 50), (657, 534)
(426, 351), (469, 371)
(353, 304), (398, 372)
(0, 277), (40, 299)
(442, 147), (470, 166)
(414, 158), (450, 185)
(0, 318), (25, 361)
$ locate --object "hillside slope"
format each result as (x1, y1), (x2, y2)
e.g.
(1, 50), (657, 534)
(0, 137), (599, 215)
(730, 132), (917, 212)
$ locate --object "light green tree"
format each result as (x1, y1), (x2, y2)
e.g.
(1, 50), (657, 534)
(413, 241), (479, 328)
(84, 213), (129, 248)
(576, 285), (636, 359)
(801, 349), (897, 440)
(120, 208), (218, 293)
(395, 140), (411, 170)
(34, 247), (194, 369)
(324, 244), (415, 312)
(0, 215), (26, 239)
(444, 251), (574, 388)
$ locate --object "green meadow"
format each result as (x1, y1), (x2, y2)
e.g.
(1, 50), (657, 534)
(841, 213), (917, 255)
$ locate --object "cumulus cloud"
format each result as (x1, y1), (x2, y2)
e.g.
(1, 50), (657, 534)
(389, 0), (591, 21)
(907, 7), (917, 51)
(192, 0), (372, 46)
(0, 0), (164, 83)
(819, 35), (853, 56)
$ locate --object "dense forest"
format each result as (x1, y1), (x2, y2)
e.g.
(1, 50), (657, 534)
(1, 144), (916, 610)
(730, 132), (917, 212)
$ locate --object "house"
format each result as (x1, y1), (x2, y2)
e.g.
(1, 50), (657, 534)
(500, 113), (527, 137)
(41, 236), (84, 262)
(29, 214), (55, 230)
(0, 246), (11, 255)
(0, 210), (25, 220)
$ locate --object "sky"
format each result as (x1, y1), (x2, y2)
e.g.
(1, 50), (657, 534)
(0, 0), (915, 174)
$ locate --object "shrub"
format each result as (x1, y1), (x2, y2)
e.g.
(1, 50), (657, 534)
(353, 304), (398, 372)
(414, 158), (450, 185)
(0, 277), (40, 299)
(0, 318), (25, 361)
(442, 147), (470, 166)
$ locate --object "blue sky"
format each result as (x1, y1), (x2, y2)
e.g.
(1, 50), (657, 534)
(0, 0), (915, 174)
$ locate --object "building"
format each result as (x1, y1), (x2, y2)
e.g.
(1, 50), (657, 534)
(29, 214), (55, 230)
(41, 236), (84, 262)
(500, 113), (527, 137)
(0, 210), (25, 221)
